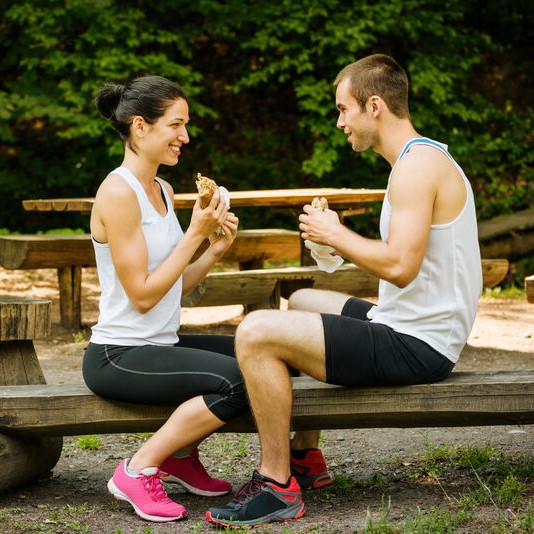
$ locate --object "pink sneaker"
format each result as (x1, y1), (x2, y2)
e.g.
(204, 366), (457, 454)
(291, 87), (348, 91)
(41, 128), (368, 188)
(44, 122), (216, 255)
(107, 459), (187, 522)
(161, 449), (232, 497)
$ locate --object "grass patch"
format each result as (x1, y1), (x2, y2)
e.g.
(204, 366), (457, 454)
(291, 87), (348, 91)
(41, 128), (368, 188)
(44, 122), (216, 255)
(75, 435), (102, 451)
(483, 285), (525, 299)
(362, 443), (534, 533)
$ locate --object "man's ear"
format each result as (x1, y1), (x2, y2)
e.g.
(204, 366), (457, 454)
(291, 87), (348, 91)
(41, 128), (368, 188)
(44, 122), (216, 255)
(368, 95), (383, 117)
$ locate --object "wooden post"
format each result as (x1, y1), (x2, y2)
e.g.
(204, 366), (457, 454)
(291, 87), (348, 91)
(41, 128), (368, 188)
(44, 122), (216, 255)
(0, 297), (63, 492)
(526, 275), (534, 304)
(57, 266), (82, 330)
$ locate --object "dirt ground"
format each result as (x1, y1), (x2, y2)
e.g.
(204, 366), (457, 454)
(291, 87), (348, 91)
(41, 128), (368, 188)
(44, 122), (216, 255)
(0, 267), (533, 533)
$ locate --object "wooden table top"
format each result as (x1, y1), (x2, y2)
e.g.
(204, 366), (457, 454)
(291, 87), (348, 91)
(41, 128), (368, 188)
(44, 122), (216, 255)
(22, 188), (385, 213)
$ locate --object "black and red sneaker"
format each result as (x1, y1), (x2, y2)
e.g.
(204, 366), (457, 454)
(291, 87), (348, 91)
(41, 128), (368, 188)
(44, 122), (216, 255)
(205, 470), (305, 529)
(290, 448), (333, 490)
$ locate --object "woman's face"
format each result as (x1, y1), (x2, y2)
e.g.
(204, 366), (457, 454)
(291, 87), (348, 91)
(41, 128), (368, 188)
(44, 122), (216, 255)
(140, 97), (190, 166)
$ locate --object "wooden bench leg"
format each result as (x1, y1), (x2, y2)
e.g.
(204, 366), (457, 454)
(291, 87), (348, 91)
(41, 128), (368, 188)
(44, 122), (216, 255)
(57, 266), (82, 330)
(526, 275), (534, 304)
(0, 434), (63, 491)
(245, 282), (282, 313)
(0, 303), (63, 491)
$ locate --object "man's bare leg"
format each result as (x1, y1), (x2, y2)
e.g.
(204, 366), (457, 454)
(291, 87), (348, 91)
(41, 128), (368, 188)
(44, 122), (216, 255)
(205, 292), (349, 527)
(235, 308), (327, 484)
(288, 289), (350, 452)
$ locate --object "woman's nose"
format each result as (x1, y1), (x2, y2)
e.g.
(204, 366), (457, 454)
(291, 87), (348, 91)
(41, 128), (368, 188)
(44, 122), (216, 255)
(178, 127), (190, 144)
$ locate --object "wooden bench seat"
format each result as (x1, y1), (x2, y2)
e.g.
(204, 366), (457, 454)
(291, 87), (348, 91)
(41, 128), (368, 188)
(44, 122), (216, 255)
(1, 296), (532, 492)
(1, 371), (533, 438)
(182, 259), (509, 308)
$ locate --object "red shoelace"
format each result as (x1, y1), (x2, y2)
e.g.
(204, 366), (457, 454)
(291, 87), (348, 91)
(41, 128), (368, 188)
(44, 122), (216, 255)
(232, 478), (264, 504)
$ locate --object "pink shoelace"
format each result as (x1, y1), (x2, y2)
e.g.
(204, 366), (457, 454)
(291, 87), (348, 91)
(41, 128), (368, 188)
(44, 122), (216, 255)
(141, 471), (172, 503)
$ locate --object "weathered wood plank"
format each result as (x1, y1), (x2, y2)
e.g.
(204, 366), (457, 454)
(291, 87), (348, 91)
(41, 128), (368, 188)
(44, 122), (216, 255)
(0, 229), (300, 271)
(478, 209), (534, 241)
(0, 297), (62, 491)
(526, 275), (534, 304)
(0, 433), (62, 492)
(0, 235), (95, 270)
(478, 209), (534, 262)
(57, 266), (82, 330)
(184, 260), (508, 307)
(22, 188), (387, 213)
(193, 228), (300, 268)
(182, 264), (379, 307)
(0, 340), (46, 386)
(0, 371), (532, 437)
(481, 258), (509, 289)
(0, 297), (50, 341)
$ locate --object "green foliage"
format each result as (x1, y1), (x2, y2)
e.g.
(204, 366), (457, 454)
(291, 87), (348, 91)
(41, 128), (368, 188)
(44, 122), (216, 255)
(1, 0), (532, 232)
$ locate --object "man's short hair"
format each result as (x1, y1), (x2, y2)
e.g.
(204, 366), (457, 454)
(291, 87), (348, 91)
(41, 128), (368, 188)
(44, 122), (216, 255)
(334, 54), (410, 119)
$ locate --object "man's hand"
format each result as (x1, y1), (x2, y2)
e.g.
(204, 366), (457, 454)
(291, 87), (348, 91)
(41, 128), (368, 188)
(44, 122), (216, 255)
(299, 203), (341, 247)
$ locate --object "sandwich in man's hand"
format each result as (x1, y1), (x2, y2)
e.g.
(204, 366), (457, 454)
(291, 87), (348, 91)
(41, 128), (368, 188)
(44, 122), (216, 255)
(311, 196), (328, 211)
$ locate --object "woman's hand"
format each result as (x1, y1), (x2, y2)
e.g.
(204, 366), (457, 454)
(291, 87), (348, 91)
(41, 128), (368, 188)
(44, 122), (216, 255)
(189, 188), (229, 239)
(181, 211), (238, 294)
(208, 212), (239, 258)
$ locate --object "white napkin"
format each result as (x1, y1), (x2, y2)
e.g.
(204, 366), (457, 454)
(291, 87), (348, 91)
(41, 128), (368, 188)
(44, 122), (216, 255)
(215, 186), (231, 235)
(304, 240), (344, 273)
(218, 186), (230, 209)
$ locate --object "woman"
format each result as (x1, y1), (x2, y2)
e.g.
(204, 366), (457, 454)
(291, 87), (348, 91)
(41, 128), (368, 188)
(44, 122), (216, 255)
(83, 75), (248, 523)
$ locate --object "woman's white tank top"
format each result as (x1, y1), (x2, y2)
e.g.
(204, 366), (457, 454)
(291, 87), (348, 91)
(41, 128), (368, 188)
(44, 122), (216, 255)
(90, 166), (184, 346)
(367, 138), (482, 363)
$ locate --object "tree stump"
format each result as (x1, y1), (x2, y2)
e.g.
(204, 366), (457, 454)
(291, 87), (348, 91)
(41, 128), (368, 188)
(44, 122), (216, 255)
(0, 296), (63, 492)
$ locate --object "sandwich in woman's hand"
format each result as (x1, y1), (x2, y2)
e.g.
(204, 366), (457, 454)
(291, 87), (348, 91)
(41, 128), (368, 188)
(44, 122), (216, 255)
(195, 172), (230, 235)
(195, 173), (219, 209)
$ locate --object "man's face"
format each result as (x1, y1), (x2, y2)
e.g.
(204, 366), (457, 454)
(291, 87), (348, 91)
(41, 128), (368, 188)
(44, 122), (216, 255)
(335, 78), (376, 153)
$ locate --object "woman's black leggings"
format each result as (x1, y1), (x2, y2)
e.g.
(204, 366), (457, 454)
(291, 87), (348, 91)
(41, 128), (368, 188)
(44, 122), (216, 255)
(83, 335), (248, 423)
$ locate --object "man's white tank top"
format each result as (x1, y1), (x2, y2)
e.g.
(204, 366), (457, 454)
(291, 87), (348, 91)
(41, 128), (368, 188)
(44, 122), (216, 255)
(367, 138), (482, 363)
(90, 166), (184, 346)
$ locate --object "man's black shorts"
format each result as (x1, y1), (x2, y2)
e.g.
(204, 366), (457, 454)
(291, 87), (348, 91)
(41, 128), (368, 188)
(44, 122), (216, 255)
(321, 297), (454, 387)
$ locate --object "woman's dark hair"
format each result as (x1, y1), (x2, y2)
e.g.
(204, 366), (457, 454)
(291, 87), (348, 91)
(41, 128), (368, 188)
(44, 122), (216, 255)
(94, 75), (188, 141)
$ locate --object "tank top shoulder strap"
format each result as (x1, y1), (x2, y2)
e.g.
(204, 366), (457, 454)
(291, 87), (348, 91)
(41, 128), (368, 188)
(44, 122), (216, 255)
(111, 166), (151, 219)
(112, 166), (139, 190)
(398, 137), (452, 162)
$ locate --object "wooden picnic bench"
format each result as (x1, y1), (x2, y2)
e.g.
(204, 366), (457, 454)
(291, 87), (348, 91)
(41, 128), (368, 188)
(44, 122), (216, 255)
(1, 231), (509, 327)
(1, 296), (533, 493)
(0, 230), (300, 329)
(183, 259), (510, 309)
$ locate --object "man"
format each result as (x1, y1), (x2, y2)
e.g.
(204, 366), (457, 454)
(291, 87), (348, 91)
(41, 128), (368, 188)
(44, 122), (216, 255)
(206, 54), (482, 528)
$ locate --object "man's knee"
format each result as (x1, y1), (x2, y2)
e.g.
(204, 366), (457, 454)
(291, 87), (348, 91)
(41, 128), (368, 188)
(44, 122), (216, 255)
(235, 310), (274, 361)
(287, 288), (316, 310)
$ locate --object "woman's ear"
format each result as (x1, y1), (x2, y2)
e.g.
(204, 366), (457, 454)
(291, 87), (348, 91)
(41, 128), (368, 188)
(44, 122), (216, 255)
(132, 115), (146, 138)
